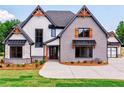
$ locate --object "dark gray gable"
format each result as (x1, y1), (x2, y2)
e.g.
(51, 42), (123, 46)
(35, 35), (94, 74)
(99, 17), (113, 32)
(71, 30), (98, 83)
(20, 5), (56, 28)
(58, 5), (108, 37)
(3, 25), (34, 45)
(46, 11), (75, 27)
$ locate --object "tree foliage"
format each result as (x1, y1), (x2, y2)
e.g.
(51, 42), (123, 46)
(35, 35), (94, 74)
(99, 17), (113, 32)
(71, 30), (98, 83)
(0, 19), (20, 52)
(116, 21), (124, 45)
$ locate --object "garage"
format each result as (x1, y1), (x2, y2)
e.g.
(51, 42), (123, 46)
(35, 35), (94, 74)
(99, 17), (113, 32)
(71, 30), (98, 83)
(108, 47), (117, 58)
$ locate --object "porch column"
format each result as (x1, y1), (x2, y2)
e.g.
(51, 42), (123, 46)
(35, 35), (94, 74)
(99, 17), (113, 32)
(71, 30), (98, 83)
(45, 46), (48, 62)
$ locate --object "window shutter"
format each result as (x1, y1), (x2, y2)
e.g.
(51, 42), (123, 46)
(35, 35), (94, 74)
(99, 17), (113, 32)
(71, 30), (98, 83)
(75, 28), (78, 38)
(89, 28), (92, 38)
(72, 42), (74, 49)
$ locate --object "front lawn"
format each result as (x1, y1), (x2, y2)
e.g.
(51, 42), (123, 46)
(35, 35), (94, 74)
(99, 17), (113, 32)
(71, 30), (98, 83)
(0, 70), (124, 87)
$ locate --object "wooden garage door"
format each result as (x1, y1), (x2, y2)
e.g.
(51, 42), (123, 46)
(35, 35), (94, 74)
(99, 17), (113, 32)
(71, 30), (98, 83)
(108, 47), (117, 58)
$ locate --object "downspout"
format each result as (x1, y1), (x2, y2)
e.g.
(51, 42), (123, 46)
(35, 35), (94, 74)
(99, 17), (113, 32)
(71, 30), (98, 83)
(43, 44), (45, 61)
(30, 45), (32, 63)
(4, 44), (5, 61)
(106, 35), (109, 64)
(59, 37), (61, 62)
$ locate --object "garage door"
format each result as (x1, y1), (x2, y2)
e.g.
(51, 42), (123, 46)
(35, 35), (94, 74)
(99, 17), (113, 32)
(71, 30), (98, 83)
(108, 47), (117, 58)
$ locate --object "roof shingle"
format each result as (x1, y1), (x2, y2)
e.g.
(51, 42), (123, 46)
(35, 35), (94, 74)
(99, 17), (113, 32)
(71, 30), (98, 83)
(46, 11), (75, 27)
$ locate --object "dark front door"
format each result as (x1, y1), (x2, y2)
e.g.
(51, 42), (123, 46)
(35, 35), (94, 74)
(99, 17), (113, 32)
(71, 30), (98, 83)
(49, 46), (58, 59)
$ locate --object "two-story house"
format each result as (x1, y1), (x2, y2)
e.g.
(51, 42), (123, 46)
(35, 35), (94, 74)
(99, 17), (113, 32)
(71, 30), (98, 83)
(3, 5), (108, 64)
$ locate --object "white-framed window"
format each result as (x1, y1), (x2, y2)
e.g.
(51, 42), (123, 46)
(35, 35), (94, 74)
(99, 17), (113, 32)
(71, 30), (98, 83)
(51, 29), (56, 37)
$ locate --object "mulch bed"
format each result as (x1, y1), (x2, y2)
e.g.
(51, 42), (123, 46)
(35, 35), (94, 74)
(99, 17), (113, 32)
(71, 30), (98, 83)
(60, 62), (108, 66)
(0, 63), (44, 70)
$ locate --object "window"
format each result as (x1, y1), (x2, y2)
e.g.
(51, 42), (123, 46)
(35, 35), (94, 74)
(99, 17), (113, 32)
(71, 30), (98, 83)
(51, 29), (56, 37)
(75, 47), (93, 58)
(35, 29), (43, 47)
(10, 47), (22, 58)
(78, 28), (90, 37)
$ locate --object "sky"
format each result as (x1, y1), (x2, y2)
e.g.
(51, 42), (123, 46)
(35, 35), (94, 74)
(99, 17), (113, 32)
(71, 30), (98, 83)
(0, 5), (124, 31)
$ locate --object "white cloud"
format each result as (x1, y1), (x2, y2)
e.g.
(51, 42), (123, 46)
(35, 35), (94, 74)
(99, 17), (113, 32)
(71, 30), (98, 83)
(0, 9), (15, 22)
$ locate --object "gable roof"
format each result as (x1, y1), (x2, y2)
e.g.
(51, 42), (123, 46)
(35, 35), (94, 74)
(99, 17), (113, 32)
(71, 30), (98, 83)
(46, 11), (75, 27)
(3, 25), (34, 45)
(108, 31), (122, 45)
(58, 5), (108, 37)
(20, 5), (56, 28)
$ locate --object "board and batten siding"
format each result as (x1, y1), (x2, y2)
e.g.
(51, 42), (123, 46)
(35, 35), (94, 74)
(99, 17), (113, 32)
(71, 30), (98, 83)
(9, 34), (25, 40)
(108, 36), (118, 42)
(23, 16), (58, 57)
(60, 17), (107, 62)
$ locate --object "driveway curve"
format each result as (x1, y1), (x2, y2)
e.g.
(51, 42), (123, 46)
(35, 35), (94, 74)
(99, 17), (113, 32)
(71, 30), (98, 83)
(39, 58), (124, 80)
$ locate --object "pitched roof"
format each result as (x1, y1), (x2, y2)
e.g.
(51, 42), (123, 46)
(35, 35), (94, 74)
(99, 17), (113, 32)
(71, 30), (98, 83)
(73, 40), (96, 46)
(58, 5), (108, 37)
(108, 31), (122, 45)
(43, 37), (58, 44)
(20, 5), (56, 28)
(7, 40), (26, 46)
(46, 11), (75, 27)
(3, 25), (34, 45)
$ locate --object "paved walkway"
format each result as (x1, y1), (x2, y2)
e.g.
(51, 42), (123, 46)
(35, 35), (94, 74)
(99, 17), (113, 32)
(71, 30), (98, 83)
(39, 58), (124, 80)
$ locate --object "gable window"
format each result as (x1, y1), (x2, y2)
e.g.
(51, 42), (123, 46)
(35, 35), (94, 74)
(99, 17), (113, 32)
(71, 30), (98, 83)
(51, 29), (56, 37)
(78, 28), (91, 37)
(10, 46), (22, 58)
(35, 29), (43, 47)
(75, 46), (93, 58)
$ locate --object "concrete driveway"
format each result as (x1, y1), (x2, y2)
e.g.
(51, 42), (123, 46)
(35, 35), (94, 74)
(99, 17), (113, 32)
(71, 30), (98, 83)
(39, 58), (124, 80)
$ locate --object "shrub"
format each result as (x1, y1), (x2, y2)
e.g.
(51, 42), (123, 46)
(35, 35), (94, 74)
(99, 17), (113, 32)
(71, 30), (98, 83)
(71, 62), (74, 64)
(102, 60), (108, 65)
(0, 64), (2, 68)
(83, 61), (87, 63)
(35, 60), (38, 63)
(0, 59), (4, 64)
(16, 64), (20, 67)
(6, 64), (10, 67)
(22, 64), (26, 67)
(35, 63), (39, 68)
(40, 60), (45, 65)
(98, 61), (102, 64)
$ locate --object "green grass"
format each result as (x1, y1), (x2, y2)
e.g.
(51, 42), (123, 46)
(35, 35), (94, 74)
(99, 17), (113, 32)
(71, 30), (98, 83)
(0, 70), (124, 87)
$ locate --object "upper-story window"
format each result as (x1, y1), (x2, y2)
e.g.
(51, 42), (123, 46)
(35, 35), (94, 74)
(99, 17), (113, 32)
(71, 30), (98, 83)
(51, 29), (56, 37)
(35, 29), (43, 47)
(75, 28), (92, 38)
(78, 28), (90, 37)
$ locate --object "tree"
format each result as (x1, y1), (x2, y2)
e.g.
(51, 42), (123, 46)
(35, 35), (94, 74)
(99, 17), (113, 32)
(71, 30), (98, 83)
(0, 19), (20, 52)
(116, 21), (124, 45)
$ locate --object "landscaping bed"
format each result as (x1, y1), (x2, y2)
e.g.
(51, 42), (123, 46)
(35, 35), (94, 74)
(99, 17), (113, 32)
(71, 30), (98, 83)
(60, 60), (108, 66)
(0, 60), (45, 70)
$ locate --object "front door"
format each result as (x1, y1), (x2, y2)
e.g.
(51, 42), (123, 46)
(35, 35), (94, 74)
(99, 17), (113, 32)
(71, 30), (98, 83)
(49, 46), (58, 59)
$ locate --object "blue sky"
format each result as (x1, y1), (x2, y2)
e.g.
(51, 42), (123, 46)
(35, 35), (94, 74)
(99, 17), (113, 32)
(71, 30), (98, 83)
(0, 5), (124, 31)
